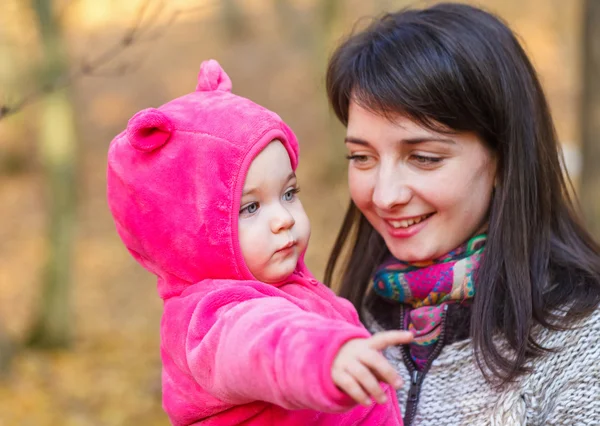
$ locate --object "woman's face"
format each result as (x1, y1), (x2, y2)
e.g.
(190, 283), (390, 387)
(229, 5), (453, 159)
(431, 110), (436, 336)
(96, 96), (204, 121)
(346, 102), (497, 262)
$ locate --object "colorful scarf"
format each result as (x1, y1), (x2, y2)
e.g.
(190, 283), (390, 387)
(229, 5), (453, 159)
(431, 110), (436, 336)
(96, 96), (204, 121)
(373, 234), (486, 370)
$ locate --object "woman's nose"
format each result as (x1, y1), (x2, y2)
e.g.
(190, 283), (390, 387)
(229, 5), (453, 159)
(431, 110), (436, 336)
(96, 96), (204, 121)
(372, 164), (413, 211)
(270, 205), (296, 233)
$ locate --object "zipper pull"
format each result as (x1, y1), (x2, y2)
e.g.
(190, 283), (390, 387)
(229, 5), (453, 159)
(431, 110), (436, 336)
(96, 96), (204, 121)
(408, 371), (421, 402)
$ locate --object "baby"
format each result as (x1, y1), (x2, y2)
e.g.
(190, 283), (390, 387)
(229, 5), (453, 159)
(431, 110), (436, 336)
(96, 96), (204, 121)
(106, 60), (410, 425)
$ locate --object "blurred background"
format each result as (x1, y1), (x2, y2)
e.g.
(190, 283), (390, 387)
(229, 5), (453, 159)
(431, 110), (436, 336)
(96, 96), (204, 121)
(0, 0), (598, 424)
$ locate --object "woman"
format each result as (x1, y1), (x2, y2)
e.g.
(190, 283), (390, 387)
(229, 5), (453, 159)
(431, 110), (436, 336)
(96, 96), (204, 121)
(324, 3), (600, 425)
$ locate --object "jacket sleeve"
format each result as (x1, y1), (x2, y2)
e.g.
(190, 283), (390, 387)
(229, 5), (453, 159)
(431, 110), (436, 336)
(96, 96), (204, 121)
(162, 280), (371, 412)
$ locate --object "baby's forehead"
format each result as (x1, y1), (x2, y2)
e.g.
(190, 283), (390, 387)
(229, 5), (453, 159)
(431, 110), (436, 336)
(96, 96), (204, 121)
(255, 139), (293, 164)
(242, 141), (296, 193)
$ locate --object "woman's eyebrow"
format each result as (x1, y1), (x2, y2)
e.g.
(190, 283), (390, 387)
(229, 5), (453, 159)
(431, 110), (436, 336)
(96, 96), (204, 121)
(344, 136), (455, 145)
(402, 137), (456, 145)
(344, 136), (371, 146)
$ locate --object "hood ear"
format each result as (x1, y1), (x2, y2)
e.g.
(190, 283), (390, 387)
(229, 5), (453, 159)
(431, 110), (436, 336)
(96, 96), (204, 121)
(126, 108), (173, 152)
(196, 59), (232, 93)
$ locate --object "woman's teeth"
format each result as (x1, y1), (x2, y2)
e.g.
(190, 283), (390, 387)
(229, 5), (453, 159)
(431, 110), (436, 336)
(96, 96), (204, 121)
(389, 214), (431, 229)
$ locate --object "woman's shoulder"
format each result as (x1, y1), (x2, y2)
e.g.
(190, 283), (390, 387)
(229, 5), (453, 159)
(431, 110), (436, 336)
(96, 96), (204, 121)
(521, 306), (600, 423)
(524, 305), (599, 387)
(534, 305), (600, 353)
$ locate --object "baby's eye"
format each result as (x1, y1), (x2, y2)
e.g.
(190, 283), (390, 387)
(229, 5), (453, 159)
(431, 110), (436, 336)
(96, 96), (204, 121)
(240, 202), (259, 215)
(283, 187), (300, 202)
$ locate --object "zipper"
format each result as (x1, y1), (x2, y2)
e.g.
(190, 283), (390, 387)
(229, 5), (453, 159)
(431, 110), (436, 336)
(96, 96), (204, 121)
(401, 304), (449, 426)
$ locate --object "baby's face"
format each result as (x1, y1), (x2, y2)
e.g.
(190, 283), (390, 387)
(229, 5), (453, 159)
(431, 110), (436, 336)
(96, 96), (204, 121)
(238, 140), (311, 283)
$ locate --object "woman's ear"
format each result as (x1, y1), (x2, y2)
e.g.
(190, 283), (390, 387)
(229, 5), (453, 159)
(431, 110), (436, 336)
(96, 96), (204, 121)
(126, 108), (173, 152)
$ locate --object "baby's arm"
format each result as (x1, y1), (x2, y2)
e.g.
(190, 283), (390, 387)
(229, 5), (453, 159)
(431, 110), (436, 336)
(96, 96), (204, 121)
(163, 280), (404, 412)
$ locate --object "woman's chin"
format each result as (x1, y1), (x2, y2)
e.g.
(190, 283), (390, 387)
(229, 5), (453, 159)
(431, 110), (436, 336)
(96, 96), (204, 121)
(386, 240), (440, 263)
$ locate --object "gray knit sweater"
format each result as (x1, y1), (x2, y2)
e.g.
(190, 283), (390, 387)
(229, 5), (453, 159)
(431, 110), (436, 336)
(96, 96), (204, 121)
(364, 305), (600, 425)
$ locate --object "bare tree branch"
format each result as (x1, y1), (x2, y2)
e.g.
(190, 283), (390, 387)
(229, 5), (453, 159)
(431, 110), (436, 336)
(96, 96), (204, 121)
(0, 0), (217, 121)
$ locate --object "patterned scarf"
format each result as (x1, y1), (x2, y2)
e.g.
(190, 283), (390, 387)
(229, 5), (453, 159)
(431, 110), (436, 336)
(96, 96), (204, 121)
(372, 234), (486, 370)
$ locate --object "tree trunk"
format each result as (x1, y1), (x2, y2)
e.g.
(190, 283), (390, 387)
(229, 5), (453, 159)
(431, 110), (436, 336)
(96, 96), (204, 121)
(0, 11), (31, 175)
(273, 0), (304, 47)
(220, 0), (247, 41)
(580, 0), (600, 240)
(0, 322), (16, 376)
(311, 0), (346, 183)
(26, 0), (77, 348)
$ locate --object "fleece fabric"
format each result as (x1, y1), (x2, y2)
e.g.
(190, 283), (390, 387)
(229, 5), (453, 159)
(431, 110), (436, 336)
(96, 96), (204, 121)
(106, 60), (403, 425)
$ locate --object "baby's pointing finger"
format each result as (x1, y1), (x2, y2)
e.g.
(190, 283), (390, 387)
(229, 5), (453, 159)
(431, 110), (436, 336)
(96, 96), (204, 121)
(359, 350), (403, 389)
(369, 331), (413, 351)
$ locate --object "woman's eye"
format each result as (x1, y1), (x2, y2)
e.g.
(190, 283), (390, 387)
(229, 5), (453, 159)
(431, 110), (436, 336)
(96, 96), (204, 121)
(346, 154), (376, 169)
(240, 202), (259, 215)
(346, 154), (369, 163)
(412, 154), (442, 165)
(283, 187), (300, 202)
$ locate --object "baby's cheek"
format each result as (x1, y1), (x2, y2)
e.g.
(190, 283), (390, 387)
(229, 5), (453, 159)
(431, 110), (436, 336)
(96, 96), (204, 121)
(238, 223), (263, 264)
(296, 209), (312, 248)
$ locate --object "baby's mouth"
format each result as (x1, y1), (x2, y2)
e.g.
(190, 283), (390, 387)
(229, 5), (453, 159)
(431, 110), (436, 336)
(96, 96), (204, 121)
(275, 240), (297, 253)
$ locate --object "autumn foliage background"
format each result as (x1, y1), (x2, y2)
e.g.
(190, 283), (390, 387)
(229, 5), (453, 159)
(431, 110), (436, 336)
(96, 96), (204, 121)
(0, 0), (594, 424)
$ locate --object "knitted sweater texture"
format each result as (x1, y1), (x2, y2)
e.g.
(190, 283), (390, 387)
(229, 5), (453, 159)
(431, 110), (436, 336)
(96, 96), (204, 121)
(364, 304), (600, 425)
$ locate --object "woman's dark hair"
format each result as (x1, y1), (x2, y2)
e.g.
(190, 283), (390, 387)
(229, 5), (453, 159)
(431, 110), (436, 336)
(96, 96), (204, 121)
(324, 2), (600, 384)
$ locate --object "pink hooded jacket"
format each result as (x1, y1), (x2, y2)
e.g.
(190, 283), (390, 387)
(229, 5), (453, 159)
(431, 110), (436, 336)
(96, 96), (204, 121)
(107, 60), (403, 425)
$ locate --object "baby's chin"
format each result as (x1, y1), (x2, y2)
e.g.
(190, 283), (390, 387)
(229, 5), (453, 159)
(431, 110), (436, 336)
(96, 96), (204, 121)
(259, 259), (299, 284)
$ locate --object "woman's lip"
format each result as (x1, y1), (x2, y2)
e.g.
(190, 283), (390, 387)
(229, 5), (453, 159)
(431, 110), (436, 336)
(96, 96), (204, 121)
(381, 213), (434, 222)
(383, 214), (433, 238)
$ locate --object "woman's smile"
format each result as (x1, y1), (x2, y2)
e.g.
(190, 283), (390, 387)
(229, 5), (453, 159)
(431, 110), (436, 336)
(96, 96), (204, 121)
(384, 213), (435, 229)
(382, 213), (435, 238)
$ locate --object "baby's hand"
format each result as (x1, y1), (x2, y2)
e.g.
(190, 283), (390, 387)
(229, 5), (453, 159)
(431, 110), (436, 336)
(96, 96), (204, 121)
(331, 330), (413, 406)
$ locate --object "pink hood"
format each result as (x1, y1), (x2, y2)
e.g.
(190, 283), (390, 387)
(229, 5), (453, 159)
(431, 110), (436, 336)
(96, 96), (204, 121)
(106, 61), (403, 425)
(107, 60), (302, 299)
